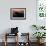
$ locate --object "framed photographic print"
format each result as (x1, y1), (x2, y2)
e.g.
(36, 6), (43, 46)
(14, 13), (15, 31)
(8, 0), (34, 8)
(10, 8), (26, 20)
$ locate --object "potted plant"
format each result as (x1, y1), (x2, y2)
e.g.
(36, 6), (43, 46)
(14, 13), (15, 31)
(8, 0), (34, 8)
(32, 24), (45, 30)
(33, 32), (46, 43)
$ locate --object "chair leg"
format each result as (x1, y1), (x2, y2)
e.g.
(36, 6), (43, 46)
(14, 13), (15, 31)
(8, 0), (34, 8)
(4, 33), (7, 46)
(4, 41), (7, 46)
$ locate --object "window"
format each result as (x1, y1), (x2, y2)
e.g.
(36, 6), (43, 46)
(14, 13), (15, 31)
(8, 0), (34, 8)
(37, 0), (46, 18)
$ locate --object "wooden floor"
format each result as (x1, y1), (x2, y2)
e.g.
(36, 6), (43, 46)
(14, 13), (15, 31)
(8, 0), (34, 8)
(0, 42), (46, 46)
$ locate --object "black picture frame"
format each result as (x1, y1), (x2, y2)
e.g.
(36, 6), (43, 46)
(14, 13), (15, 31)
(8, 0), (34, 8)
(10, 8), (26, 20)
